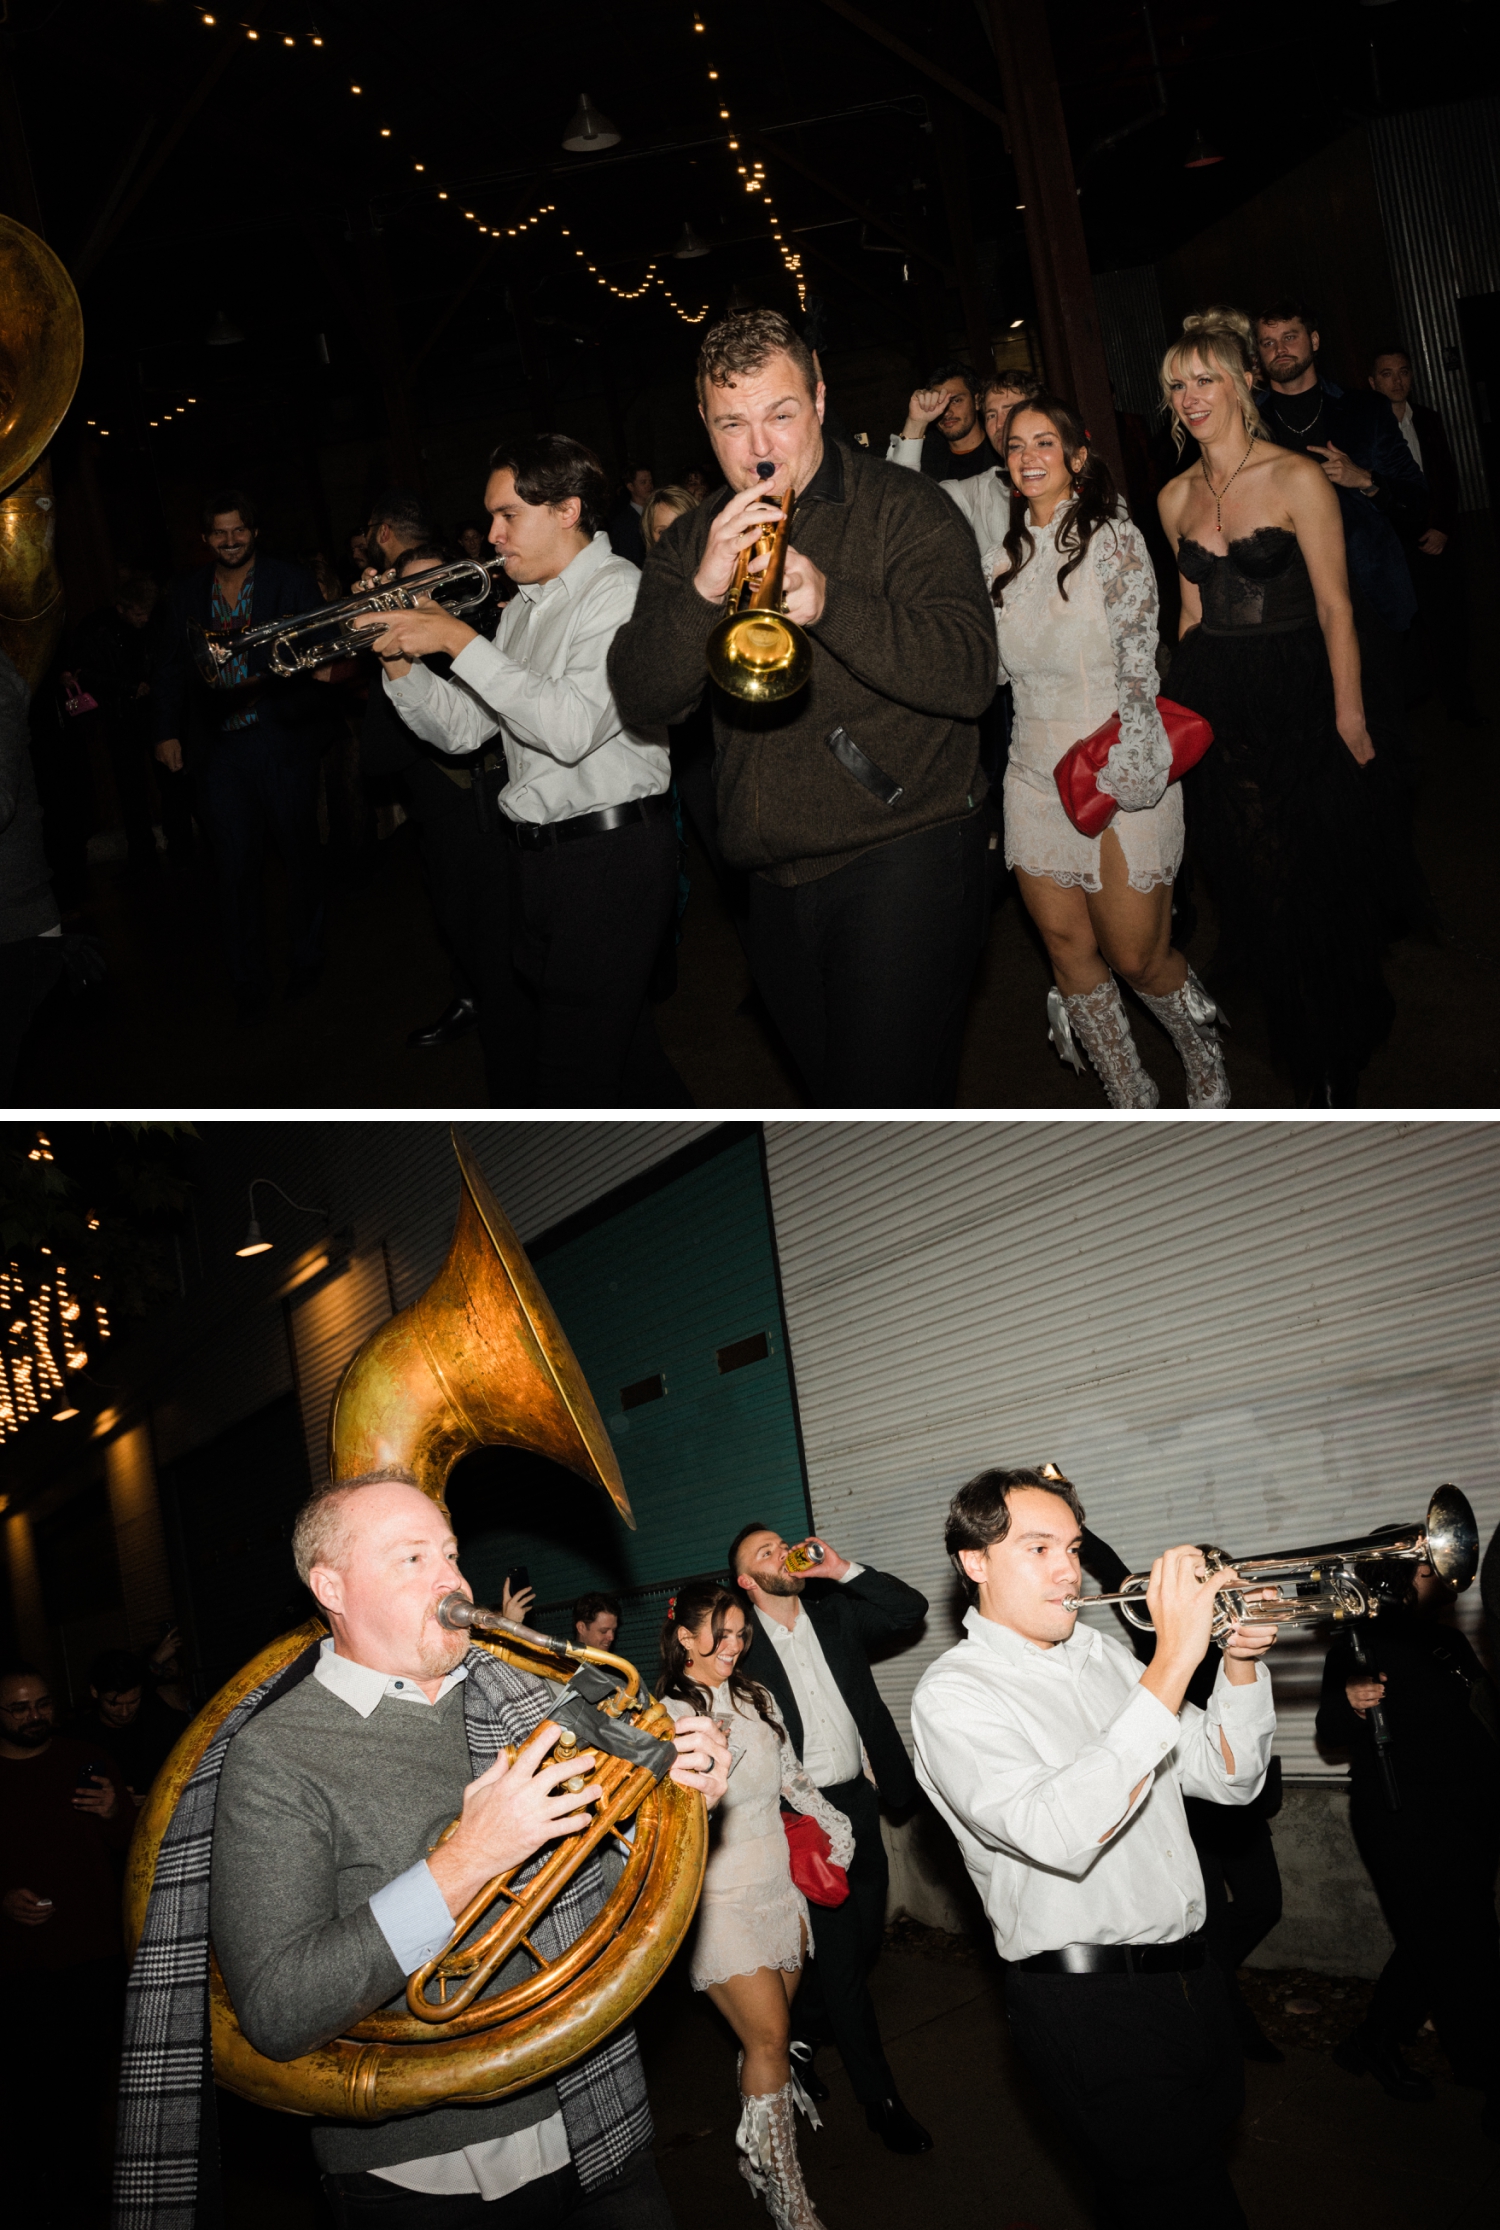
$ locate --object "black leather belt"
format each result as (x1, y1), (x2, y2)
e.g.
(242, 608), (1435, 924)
(503, 793), (671, 850)
(1011, 1933), (1206, 1976)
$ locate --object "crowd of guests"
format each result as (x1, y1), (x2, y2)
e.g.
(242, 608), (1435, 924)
(0, 302), (1479, 1105)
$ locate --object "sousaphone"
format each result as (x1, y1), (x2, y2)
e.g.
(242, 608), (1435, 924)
(0, 215), (84, 688)
(124, 1131), (707, 2119)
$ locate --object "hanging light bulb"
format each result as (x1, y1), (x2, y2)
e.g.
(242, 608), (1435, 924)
(561, 94), (621, 153)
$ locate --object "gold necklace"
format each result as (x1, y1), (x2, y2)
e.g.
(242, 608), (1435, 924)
(1201, 439), (1255, 534)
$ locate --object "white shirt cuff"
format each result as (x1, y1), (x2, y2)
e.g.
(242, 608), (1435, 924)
(1112, 1679), (1185, 1777)
(834, 1561), (864, 1582)
(451, 634), (513, 693)
(369, 1859), (454, 1975)
(885, 435), (924, 469)
(1212, 1657), (1276, 1723)
(384, 663), (435, 706)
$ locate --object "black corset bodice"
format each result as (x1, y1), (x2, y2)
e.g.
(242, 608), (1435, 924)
(1177, 527), (1317, 635)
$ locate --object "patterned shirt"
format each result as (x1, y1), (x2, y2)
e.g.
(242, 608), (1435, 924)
(209, 567), (259, 728)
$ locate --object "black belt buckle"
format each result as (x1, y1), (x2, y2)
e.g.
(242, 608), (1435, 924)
(825, 724), (905, 807)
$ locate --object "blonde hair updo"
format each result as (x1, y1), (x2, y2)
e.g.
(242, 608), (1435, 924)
(1160, 305), (1267, 455)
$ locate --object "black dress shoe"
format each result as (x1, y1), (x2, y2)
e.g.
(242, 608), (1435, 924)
(1333, 2028), (1433, 2102)
(788, 2042), (829, 2104)
(864, 2095), (933, 2153)
(408, 993), (479, 1049)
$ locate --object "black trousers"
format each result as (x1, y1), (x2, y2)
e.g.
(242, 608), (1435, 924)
(1352, 1791), (1500, 2084)
(1185, 1803), (1283, 1972)
(748, 809), (990, 1107)
(507, 813), (689, 1108)
(1004, 1960), (1247, 2230)
(194, 718), (326, 994)
(787, 1774), (895, 2105)
(1407, 538), (1478, 717)
(321, 2146), (673, 2230)
(0, 1952), (124, 2215)
(403, 758), (517, 1100)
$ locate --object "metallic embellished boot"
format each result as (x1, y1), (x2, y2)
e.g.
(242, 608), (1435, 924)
(1048, 979), (1159, 1109)
(1138, 967), (1231, 1109)
(735, 2080), (830, 2230)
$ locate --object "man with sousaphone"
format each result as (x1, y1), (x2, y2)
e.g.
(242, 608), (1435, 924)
(207, 1472), (729, 2226)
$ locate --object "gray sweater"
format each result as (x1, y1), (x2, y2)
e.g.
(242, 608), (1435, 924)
(211, 1673), (563, 2175)
(607, 439), (998, 886)
(0, 649), (59, 942)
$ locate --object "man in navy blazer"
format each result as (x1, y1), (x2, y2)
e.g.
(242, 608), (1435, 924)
(151, 489), (333, 1016)
(1369, 346), (1484, 729)
(730, 1519), (932, 2153)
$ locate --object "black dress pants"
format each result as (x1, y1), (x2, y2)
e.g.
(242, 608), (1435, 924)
(748, 809), (989, 1107)
(1004, 1960), (1247, 2230)
(402, 758), (518, 1100)
(787, 1774), (895, 2105)
(322, 2146), (674, 2230)
(1352, 1792), (1500, 2084)
(508, 813), (689, 1108)
(194, 718), (326, 995)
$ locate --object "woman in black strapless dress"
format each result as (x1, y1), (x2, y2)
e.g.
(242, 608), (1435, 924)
(1158, 311), (1396, 1105)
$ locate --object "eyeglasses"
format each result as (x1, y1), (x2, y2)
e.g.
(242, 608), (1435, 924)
(0, 1700), (51, 1718)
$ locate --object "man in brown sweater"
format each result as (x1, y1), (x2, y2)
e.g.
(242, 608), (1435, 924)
(608, 309), (998, 1106)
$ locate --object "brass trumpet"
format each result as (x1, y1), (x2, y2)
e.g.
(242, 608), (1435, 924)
(187, 554), (506, 685)
(1063, 1484), (1479, 1649)
(705, 475), (812, 703)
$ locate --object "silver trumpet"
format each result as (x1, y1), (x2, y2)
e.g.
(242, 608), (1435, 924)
(1063, 1484), (1479, 1649)
(187, 555), (506, 685)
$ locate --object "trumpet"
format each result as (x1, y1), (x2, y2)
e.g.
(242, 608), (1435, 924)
(187, 554), (506, 685)
(705, 471), (813, 703)
(1063, 1484), (1479, 1649)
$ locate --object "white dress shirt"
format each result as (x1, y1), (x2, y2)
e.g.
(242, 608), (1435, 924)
(1394, 404), (1423, 470)
(313, 1642), (569, 2200)
(382, 530), (668, 825)
(911, 1608), (1275, 1963)
(761, 1562), (866, 1787)
(885, 436), (1012, 552)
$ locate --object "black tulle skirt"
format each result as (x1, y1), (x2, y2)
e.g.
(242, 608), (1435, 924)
(1170, 622), (1397, 1097)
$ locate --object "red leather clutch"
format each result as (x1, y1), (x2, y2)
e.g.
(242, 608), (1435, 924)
(1053, 697), (1215, 837)
(782, 1812), (850, 1907)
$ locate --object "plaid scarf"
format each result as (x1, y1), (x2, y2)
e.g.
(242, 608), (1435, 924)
(113, 1644), (652, 2229)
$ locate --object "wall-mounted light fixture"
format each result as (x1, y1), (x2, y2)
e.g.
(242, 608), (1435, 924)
(235, 1179), (330, 1258)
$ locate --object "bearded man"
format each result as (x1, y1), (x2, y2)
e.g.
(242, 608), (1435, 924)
(726, 1522), (930, 2154)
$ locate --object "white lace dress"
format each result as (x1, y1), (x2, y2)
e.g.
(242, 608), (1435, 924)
(663, 1689), (855, 1991)
(984, 508), (1181, 895)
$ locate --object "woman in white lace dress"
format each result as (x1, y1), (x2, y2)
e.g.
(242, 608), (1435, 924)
(660, 1579), (853, 2230)
(987, 392), (1229, 1108)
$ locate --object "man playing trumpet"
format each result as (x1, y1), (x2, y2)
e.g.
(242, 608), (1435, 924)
(211, 1474), (729, 2227)
(912, 1467), (1277, 2230)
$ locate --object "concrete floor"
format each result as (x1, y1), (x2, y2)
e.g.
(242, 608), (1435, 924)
(212, 1932), (1500, 2230)
(17, 558), (1498, 1111)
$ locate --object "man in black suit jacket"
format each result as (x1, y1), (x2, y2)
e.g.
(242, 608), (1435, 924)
(152, 488), (333, 1017)
(1370, 347), (1484, 729)
(729, 1519), (932, 2153)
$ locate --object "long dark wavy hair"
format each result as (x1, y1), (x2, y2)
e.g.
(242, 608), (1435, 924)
(990, 391), (1120, 609)
(658, 1576), (784, 1739)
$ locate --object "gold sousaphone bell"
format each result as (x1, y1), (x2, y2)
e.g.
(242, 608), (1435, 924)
(705, 468), (813, 703)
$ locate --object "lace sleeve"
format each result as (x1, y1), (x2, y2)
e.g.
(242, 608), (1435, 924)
(979, 544), (1011, 685)
(779, 1751), (856, 1871)
(1094, 522), (1171, 811)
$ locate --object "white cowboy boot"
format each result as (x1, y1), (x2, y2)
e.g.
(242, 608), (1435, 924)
(1138, 967), (1231, 1109)
(1047, 979), (1159, 1109)
(735, 2080), (830, 2230)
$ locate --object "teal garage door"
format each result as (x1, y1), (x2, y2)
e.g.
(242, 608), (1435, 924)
(449, 1130), (810, 1680)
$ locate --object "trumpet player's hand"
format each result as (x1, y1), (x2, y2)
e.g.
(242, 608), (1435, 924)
(692, 482), (785, 604)
(425, 1721), (603, 1919)
(667, 1713), (731, 1809)
(1346, 1675), (1387, 1719)
(155, 737), (183, 773)
(352, 608), (476, 668)
(780, 547), (827, 627)
(1140, 1545), (1226, 1713)
(1222, 1601), (1278, 1680)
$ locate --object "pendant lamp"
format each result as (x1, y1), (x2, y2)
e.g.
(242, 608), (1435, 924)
(562, 95), (620, 153)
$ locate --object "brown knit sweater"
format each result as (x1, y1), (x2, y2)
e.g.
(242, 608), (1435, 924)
(607, 439), (998, 884)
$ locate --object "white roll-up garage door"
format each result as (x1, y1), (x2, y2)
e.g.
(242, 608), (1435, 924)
(763, 1120), (1500, 1778)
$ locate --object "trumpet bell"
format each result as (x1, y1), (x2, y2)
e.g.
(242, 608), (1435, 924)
(706, 607), (813, 702)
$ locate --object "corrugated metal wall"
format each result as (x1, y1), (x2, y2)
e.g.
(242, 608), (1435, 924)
(287, 1249), (397, 1487)
(1092, 265), (1168, 417)
(1369, 98), (1500, 511)
(762, 1120), (1500, 1779)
